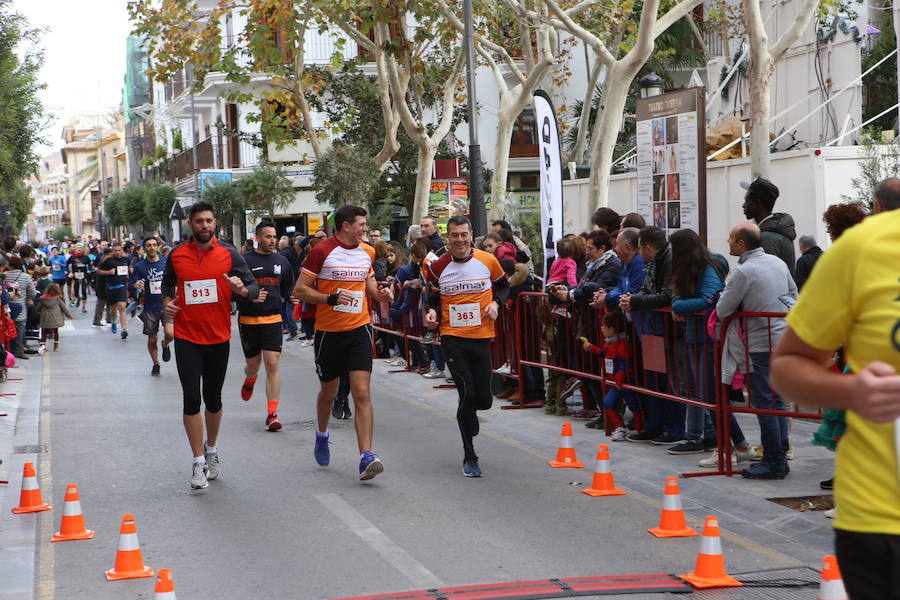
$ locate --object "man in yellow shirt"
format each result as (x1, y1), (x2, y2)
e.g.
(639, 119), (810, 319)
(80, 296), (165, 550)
(771, 177), (900, 598)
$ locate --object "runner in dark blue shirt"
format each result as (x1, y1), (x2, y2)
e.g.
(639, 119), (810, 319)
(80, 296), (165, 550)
(96, 243), (131, 339)
(130, 237), (172, 375)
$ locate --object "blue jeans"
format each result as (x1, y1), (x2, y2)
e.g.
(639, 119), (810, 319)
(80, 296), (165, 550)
(684, 342), (717, 442)
(643, 370), (685, 437)
(748, 352), (789, 467)
(281, 300), (297, 335)
(430, 344), (446, 371)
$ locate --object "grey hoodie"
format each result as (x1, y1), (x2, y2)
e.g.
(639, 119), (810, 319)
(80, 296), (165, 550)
(716, 247), (797, 353)
(759, 212), (796, 279)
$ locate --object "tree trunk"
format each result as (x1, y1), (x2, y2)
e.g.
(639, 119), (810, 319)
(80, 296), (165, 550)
(587, 72), (631, 210)
(412, 143), (438, 224)
(298, 93), (321, 160)
(491, 115), (516, 220)
(747, 54), (773, 179)
(569, 60), (604, 165)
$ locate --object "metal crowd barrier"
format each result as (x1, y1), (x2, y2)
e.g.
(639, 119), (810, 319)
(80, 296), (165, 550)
(370, 289), (821, 478)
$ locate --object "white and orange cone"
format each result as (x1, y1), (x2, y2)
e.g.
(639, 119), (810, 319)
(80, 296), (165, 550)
(52, 484), (94, 542)
(105, 514), (154, 581)
(154, 568), (177, 599)
(648, 477), (698, 538)
(11, 462), (51, 514)
(581, 445), (626, 496)
(817, 556), (847, 600)
(548, 422), (584, 468)
(679, 516), (742, 589)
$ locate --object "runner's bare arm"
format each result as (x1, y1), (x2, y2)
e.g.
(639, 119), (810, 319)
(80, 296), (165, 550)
(293, 271), (353, 306)
(772, 327), (900, 422)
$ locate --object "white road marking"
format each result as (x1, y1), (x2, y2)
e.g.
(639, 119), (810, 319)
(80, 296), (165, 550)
(315, 493), (444, 590)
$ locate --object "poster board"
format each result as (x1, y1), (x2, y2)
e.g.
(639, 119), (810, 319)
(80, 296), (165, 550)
(635, 87), (707, 242)
(429, 180), (469, 234)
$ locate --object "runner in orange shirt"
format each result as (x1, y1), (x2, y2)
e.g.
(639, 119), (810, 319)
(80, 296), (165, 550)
(424, 215), (509, 477)
(293, 205), (393, 480)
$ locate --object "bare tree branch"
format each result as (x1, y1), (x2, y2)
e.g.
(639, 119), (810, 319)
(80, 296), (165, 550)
(769, 0), (819, 61)
(652, 0), (704, 39)
(539, 0), (616, 65)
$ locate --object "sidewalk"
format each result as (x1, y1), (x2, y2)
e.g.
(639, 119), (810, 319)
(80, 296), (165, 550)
(0, 358), (44, 600)
(363, 356), (837, 567)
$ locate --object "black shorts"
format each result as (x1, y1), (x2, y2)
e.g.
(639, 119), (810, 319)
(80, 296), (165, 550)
(106, 286), (127, 304)
(239, 322), (283, 358)
(314, 324), (373, 382)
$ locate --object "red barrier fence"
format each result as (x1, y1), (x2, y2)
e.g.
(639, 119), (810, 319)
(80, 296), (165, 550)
(371, 290), (819, 477)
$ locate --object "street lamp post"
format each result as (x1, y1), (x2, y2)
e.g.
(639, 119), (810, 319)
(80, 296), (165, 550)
(639, 68), (665, 99)
(463, 0), (486, 236)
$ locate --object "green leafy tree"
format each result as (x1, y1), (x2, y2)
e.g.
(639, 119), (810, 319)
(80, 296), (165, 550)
(142, 182), (177, 228)
(844, 133), (900, 210)
(235, 163), (295, 219)
(861, 12), (897, 133)
(200, 180), (243, 235)
(118, 185), (149, 226)
(105, 193), (124, 227)
(312, 143), (381, 209)
(51, 224), (74, 240)
(0, 3), (46, 233)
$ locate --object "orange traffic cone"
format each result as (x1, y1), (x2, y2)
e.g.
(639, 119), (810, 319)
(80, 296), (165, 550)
(817, 556), (847, 600)
(11, 462), (51, 514)
(105, 514), (154, 581)
(581, 445), (626, 496)
(154, 568), (177, 599)
(648, 477), (698, 538)
(51, 484), (94, 542)
(679, 516), (742, 589)
(548, 422), (584, 468)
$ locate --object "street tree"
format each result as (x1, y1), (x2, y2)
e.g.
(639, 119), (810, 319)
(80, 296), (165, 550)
(374, 4), (466, 224)
(236, 163), (295, 218)
(312, 143), (381, 209)
(505, 0), (705, 210)
(436, 0), (555, 217)
(743, 0), (820, 178)
(0, 3), (46, 234)
(129, 0), (327, 159)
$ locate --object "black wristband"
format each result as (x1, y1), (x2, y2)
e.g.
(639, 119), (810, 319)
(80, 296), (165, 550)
(326, 293), (339, 306)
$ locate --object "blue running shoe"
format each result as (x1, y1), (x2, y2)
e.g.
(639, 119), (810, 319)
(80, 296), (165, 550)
(463, 454), (482, 478)
(359, 451), (384, 480)
(314, 431), (330, 466)
(111, 323), (117, 334)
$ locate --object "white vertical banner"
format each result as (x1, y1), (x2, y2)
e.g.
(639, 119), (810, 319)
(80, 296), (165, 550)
(534, 90), (564, 282)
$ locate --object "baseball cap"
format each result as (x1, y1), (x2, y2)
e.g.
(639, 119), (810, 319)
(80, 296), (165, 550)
(740, 177), (779, 209)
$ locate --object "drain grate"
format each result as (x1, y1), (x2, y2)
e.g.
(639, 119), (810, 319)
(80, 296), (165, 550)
(14, 444), (45, 454)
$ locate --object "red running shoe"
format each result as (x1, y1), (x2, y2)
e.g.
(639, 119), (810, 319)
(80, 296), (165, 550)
(241, 376), (257, 401)
(266, 413), (282, 431)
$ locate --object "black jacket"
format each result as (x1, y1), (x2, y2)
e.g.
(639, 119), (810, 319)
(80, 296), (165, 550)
(630, 245), (672, 311)
(760, 213), (797, 279)
(794, 245), (823, 291)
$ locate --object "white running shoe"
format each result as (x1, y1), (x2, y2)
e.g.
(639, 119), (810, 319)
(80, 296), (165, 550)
(610, 427), (629, 441)
(191, 462), (209, 489)
(422, 369), (446, 379)
(494, 363), (512, 375)
(698, 448), (754, 468)
(824, 508), (836, 519)
(205, 448), (219, 480)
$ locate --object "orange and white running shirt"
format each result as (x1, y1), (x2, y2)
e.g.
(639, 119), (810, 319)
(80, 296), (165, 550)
(301, 237), (375, 332)
(426, 248), (505, 339)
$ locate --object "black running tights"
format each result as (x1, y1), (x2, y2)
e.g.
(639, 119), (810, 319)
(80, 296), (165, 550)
(175, 338), (230, 415)
(441, 335), (493, 459)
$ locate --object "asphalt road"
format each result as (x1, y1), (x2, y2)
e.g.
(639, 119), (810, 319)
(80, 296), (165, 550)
(32, 310), (832, 600)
